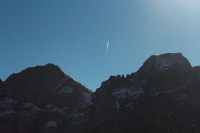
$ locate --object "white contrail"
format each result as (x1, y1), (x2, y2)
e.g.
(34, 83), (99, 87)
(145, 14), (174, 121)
(107, 41), (109, 52)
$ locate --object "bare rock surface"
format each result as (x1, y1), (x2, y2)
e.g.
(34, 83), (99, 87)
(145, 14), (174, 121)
(1, 64), (93, 133)
(1, 53), (200, 133)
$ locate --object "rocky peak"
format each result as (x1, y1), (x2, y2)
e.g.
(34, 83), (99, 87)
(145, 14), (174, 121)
(4, 64), (92, 107)
(136, 53), (192, 79)
(1, 53), (200, 133)
(100, 75), (126, 88)
(1, 64), (94, 132)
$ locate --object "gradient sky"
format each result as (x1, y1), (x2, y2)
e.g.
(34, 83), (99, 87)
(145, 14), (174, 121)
(1, 0), (200, 92)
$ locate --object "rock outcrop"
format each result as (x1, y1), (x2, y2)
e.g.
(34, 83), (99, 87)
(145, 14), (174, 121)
(1, 64), (93, 133)
(90, 53), (199, 132)
(1, 53), (200, 133)
(4, 63), (92, 107)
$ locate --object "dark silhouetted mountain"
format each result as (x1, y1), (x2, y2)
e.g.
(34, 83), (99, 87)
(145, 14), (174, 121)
(1, 53), (200, 133)
(1, 64), (93, 133)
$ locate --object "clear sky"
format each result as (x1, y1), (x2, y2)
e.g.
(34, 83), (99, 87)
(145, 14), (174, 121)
(1, 0), (200, 92)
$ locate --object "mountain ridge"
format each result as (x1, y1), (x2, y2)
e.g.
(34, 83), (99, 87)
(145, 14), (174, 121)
(1, 53), (200, 133)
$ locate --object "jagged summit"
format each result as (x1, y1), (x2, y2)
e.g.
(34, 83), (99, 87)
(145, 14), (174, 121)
(4, 63), (92, 106)
(136, 53), (192, 78)
(1, 53), (200, 133)
(1, 64), (94, 132)
(5, 63), (63, 81)
(141, 53), (191, 70)
(6, 63), (92, 93)
(98, 53), (192, 90)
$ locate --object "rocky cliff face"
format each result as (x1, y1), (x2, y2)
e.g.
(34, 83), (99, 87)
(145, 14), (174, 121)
(0, 64), (93, 133)
(91, 53), (198, 133)
(1, 53), (200, 133)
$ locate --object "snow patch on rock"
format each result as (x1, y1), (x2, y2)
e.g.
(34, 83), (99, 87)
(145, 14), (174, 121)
(73, 113), (85, 118)
(0, 97), (18, 106)
(151, 92), (160, 96)
(145, 53), (187, 72)
(162, 86), (185, 94)
(33, 106), (43, 111)
(52, 107), (68, 114)
(53, 77), (70, 90)
(22, 102), (44, 112)
(0, 110), (16, 116)
(67, 109), (85, 120)
(81, 92), (93, 108)
(116, 101), (120, 112)
(46, 121), (57, 127)
(46, 104), (52, 108)
(23, 103), (33, 107)
(154, 58), (172, 71)
(112, 88), (143, 100)
(59, 87), (73, 93)
(181, 94), (186, 99)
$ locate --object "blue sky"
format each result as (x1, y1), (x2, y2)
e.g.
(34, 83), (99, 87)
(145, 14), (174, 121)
(1, 0), (200, 91)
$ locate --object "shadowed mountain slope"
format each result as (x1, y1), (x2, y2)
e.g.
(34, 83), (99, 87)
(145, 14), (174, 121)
(1, 53), (200, 133)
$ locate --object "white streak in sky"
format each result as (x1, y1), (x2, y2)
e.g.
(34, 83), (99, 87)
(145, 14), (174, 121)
(107, 41), (109, 52)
